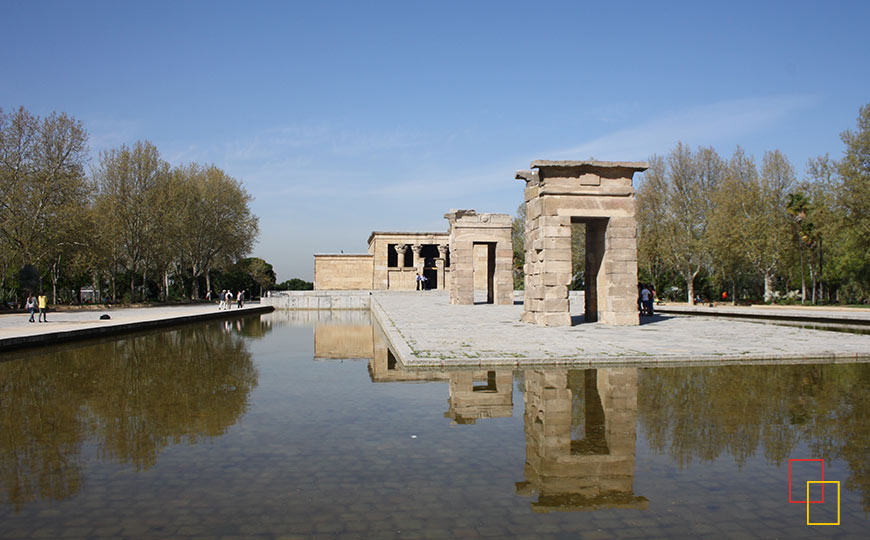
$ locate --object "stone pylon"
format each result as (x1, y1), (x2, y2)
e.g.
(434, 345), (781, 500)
(444, 209), (513, 305)
(516, 161), (647, 326)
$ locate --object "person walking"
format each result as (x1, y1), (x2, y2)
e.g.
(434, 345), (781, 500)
(37, 293), (48, 322)
(236, 290), (244, 308)
(219, 290), (226, 310)
(225, 290), (233, 310)
(25, 293), (36, 322)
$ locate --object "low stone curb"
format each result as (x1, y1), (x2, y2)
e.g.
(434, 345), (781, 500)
(0, 305), (274, 353)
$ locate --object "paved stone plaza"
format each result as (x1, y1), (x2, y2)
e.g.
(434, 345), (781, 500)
(370, 291), (870, 367)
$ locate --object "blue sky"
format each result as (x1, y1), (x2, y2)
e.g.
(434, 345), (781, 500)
(2, 1), (868, 281)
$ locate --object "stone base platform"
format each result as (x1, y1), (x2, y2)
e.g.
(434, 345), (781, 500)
(263, 290), (371, 310)
(370, 291), (870, 368)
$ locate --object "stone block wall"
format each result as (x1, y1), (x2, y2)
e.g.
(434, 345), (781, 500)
(313, 254), (374, 290)
(262, 290), (371, 310)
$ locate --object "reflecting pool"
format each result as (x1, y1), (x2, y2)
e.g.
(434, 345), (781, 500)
(1, 311), (868, 539)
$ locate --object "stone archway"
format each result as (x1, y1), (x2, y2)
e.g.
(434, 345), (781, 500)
(516, 161), (647, 326)
(444, 210), (513, 305)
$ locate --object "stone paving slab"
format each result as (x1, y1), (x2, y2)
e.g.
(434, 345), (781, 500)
(370, 291), (870, 367)
(0, 303), (272, 352)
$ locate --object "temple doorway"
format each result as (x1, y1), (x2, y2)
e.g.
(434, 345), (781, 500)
(423, 267), (438, 289)
(473, 242), (496, 304)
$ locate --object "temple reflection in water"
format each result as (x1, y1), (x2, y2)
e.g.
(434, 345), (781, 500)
(517, 368), (647, 512)
(310, 313), (647, 512)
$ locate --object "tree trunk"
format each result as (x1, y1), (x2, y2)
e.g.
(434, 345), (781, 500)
(684, 268), (698, 305)
(818, 238), (824, 303)
(50, 260), (58, 304)
(731, 277), (736, 305)
(130, 272), (136, 303)
(163, 270), (170, 301)
(763, 271), (774, 303)
(51, 263), (58, 305)
(205, 268), (211, 299)
(799, 245), (806, 304)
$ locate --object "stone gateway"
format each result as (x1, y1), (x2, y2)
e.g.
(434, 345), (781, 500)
(516, 161), (648, 326)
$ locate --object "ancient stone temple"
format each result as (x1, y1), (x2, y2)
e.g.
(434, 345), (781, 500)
(516, 161), (647, 326)
(367, 232), (450, 290)
(314, 231), (450, 291)
(444, 210), (513, 305)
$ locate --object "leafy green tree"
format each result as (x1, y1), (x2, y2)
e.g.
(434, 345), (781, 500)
(637, 144), (722, 303)
(0, 107), (89, 301)
(511, 203), (525, 290)
(803, 155), (840, 303)
(754, 150), (796, 301)
(176, 164), (259, 299)
(837, 104), (870, 298)
(786, 191), (811, 303)
(711, 148), (794, 302)
(275, 278), (314, 290)
(636, 156), (669, 293)
(93, 141), (171, 302)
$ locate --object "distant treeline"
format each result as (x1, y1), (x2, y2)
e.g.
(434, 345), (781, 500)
(512, 103), (870, 305)
(0, 106), (260, 304)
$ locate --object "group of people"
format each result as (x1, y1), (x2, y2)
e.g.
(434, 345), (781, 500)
(415, 273), (430, 290)
(25, 293), (48, 322)
(638, 283), (656, 316)
(211, 289), (244, 310)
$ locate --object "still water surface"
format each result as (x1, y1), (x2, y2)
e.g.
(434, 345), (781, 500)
(1, 310), (868, 539)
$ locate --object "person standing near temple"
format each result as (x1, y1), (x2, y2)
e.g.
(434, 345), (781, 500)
(26, 293), (36, 322)
(37, 292), (48, 322)
(640, 285), (653, 316)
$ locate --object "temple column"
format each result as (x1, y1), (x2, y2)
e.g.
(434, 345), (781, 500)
(437, 244), (448, 289)
(395, 244), (408, 269)
(411, 244), (423, 272)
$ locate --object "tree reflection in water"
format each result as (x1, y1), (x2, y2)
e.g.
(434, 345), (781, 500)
(637, 363), (870, 511)
(0, 319), (260, 511)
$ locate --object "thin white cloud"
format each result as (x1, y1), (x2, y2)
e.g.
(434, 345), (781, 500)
(85, 116), (142, 155)
(364, 95), (817, 203)
(221, 124), (424, 163)
(551, 94), (817, 161)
